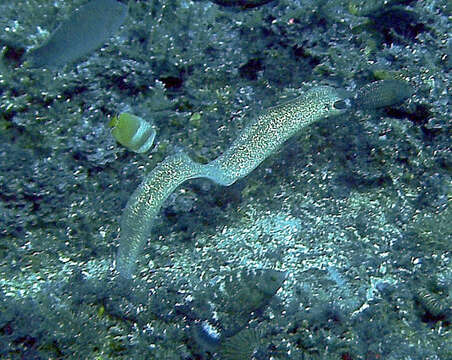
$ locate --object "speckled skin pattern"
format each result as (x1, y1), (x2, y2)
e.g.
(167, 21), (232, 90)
(116, 86), (348, 278)
(208, 86), (347, 185)
(354, 80), (414, 109)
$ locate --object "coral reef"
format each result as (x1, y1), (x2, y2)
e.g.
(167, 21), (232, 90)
(0, 0), (450, 358)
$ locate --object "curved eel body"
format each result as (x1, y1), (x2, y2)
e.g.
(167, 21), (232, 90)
(116, 86), (349, 278)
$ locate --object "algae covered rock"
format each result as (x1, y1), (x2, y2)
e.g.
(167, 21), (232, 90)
(209, 0), (276, 9)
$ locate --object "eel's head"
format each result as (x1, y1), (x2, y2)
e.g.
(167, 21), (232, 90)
(306, 86), (352, 119)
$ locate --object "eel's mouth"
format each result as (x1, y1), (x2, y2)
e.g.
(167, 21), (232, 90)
(333, 98), (352, 110)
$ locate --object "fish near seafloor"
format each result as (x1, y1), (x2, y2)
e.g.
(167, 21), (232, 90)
(116, 86), (349, 278)
(354, 79), (414, 110)
(115, 80), (416, 279)
(27, 0), (127, 69)
(109, 113), (156, 154)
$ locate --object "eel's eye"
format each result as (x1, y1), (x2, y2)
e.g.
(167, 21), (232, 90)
(333, 99), (348, 110)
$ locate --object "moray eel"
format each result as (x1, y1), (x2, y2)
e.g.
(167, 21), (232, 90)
(116, 86), (349, 278)
(27, 0), (127, 68)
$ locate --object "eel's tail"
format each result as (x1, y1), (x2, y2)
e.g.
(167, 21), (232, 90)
(116, 152), (234, 278)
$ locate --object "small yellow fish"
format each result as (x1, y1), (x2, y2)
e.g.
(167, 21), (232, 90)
(109, 113), (156, 153)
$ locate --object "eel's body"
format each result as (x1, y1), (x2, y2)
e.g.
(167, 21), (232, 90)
(116, 86), (349, 278)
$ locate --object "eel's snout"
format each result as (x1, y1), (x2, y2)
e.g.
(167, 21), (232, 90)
(333, 97), (352, 110)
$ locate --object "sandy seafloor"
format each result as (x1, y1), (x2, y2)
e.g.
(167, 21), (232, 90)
(0, 0), (450, 359)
